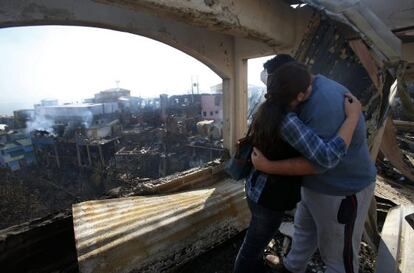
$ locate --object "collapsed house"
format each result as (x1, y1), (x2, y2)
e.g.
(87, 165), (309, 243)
(31, 130), (118, 168)
(0, 0), (414, 273)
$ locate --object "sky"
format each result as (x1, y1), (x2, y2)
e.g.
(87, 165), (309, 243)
(0, 25), (272, 115)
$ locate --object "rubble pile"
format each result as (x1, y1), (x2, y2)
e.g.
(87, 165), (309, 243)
(266, 224), (377, 273)
(115, 125), (224, 180)
(179, 215), (378, 273)
(1, 89), (228, 231)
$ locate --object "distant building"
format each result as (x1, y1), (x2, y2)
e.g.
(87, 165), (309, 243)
(28, 87), (136, 139)
(36, 103), (105, 119)
(168, 94), (202, 118)
(118, 96), (143, 113)
(201, 94), (222, 122)
(168, 94), (201, 108)
(0, 135), (35, 171)
(40, 98), (58, 107)
(91, 87), (142, 113)
(94, 88), (131, 103)
(209, 83), (265, 122)
(33, 103), (108, 129)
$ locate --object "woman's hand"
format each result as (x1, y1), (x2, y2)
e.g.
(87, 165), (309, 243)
(337, 92), (362, 147)
(344, 92), (361, 121)
(251, 147), (270, 173)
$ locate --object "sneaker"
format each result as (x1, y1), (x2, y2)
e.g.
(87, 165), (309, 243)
(265, 255), (293, 273)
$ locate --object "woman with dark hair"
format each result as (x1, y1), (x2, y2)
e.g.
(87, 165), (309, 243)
(233, 62), (361, 273)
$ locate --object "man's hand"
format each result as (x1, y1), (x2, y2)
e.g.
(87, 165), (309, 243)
(251, 147), (270, 172)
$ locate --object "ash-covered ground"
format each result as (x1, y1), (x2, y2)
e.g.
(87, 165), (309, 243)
(179, 221), (377, 273)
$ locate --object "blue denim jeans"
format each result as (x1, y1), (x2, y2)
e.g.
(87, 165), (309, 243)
(233, 197), (284, 273)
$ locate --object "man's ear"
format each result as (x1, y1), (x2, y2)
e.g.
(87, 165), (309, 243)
(297, 92), (306, 102)
(260, 69), (268, 85)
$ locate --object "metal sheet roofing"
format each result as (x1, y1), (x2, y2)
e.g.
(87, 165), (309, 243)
(72, 180), (249, 273)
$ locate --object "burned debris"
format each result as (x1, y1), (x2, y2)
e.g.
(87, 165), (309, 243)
(0, 85), (228, 231)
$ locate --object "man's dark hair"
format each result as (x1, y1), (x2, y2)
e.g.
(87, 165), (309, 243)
(263, 54), (296, 74)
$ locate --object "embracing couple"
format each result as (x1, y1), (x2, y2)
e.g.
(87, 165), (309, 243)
(233, 55), (376, 273)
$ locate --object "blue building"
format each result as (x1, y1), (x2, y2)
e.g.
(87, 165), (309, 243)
(0, 136), (35, 171)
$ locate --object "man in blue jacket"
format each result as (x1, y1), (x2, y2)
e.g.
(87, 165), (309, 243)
(252, 54), (376, 273)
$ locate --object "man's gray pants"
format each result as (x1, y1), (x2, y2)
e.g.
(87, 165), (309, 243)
(284, 183), (375, 273)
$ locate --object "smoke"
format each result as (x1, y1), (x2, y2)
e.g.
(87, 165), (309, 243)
(81, 110), (93, 128)
(26, 116), (55, 135)
(25, 108), (95, 137)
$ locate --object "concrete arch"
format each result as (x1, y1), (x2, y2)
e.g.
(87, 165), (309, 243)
(0, 0), (235, 79)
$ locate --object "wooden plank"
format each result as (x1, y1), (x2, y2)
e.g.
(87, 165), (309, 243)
(349, 39), (383, 92)
(375, 176), (414, 206)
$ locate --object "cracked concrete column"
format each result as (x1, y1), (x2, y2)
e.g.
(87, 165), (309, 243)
(231, 51), (248, 153)
(222, 50), (248, 155)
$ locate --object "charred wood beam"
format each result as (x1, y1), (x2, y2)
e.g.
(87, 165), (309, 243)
(76, 144), (82, 167)
(349, 39), (383, 92)
(86, 145), (92, 167)
(393, 120), (414, 133)
(98, 145), (105, 166)
(380, 117), (414, 182)
(54, 144), (61, 168)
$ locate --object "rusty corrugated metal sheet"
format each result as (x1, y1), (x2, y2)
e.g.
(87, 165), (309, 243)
(72, 180), (249, 273)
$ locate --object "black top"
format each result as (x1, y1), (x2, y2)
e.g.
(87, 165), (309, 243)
(256, 140), (302, 211)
